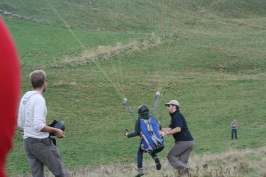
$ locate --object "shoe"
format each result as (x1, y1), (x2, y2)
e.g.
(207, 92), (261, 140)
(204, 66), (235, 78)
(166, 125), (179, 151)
(177, 167), (189, 176)
(182, 168), (189, 174)
(154, 157), (161, 170)
(135, 168), (144, 177)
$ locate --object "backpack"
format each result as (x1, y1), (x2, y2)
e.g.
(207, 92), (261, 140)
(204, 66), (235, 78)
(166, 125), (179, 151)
(139, 116), (164, 154)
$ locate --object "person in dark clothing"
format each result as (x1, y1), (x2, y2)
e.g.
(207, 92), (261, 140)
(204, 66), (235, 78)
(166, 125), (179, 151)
(160, 100), (194, 176)
(124, 105), (161, 177)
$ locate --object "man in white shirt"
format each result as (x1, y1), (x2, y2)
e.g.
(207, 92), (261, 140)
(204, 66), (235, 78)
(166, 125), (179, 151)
(18, 70), (68, 177)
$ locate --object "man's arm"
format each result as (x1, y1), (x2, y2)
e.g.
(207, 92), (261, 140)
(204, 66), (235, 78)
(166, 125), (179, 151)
(41, 125), (65, 138)
(127, 119), (140, 138)
(161, 127), (171, 132)
(160, 127), (181, 136)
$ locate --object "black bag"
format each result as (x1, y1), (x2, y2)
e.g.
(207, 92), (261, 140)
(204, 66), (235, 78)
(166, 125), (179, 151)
(49, 136), (56, 146)
(48, 120), (65, 136)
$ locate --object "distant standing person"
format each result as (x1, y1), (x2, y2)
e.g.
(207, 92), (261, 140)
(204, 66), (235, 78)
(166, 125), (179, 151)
(160, 100), (194, 176)
(17, 70), (68, 177)
(231, 119), (238, 139)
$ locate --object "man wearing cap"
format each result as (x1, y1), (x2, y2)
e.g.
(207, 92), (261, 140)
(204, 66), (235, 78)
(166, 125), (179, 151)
(160, 100), (194, 176)
(18, 70), (68, 177)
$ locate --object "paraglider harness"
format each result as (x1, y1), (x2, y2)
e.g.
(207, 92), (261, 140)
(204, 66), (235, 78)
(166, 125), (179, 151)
(124, 91), (164, 154)
(139, 115), (164, 154)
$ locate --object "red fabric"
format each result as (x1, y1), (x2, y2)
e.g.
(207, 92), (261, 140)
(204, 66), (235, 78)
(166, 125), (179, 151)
(0, 17), (20, 177)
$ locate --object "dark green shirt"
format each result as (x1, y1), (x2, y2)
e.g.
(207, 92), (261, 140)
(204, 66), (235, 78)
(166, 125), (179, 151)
(169, 110), (193, 142)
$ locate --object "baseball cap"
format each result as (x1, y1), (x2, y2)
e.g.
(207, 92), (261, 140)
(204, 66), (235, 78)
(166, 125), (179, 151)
(165, 100), (180, 107)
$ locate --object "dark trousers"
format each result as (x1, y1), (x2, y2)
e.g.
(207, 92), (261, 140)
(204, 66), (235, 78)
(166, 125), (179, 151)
(137, 145), (157, 169)
(24, 137), (68, 177)
(231, 129), (237, 139)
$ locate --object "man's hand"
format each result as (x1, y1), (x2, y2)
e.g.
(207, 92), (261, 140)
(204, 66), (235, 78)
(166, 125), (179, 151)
(160, 131), (166, 136)
(54, 129), (65, 138)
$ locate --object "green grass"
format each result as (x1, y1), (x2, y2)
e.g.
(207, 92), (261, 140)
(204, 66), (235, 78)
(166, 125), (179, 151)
(4, 17), (146, 65)
(1, 0), (266, 176)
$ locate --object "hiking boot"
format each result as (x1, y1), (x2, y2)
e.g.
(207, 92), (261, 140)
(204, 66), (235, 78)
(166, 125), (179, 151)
(135, 168), (144, 177)
(154, 157), (161, 170)
(177, 167), (189, 176)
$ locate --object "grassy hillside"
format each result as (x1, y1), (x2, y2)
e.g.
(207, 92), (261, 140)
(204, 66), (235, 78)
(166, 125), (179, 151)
(1, 0), (266, 176)
(1, 0), (266, 30)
